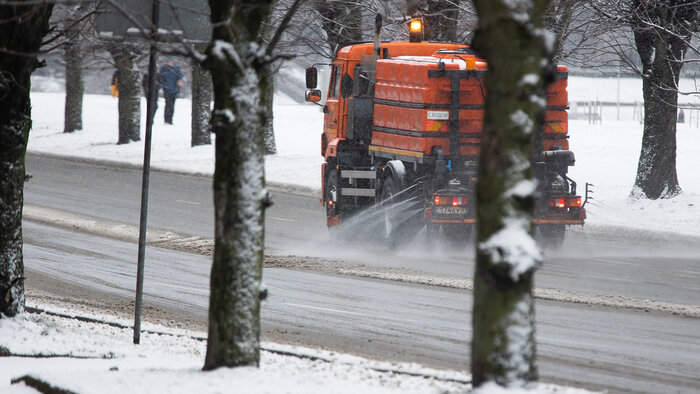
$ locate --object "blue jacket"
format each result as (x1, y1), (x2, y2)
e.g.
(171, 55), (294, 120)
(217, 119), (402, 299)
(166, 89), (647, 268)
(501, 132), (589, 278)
(158, 64), (183, 95)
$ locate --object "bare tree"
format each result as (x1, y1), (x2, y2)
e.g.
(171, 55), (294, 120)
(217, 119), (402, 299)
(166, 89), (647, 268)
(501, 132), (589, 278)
(108, 43), (141, 144)
(60, 3), (87, 133)
(591, 0), (700, 199)
(470, 0), (551, 387)
(202, 0), (303, 369)
(191, 55), (212, 146)
(0, 1), (54, 318)
(314, 0), (363, 53)
(407, 0), (460, 42)
(629, 0), (699, 199)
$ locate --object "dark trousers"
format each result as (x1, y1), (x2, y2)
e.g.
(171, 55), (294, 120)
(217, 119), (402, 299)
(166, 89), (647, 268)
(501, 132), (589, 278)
(164, 92), (176, 124)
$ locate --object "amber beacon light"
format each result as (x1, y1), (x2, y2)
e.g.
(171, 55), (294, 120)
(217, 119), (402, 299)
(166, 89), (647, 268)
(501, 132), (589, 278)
(409, 18), (423, 42)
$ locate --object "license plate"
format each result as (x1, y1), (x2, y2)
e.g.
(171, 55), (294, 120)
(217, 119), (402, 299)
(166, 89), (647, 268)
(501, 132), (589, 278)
(434, 206), (468, 215)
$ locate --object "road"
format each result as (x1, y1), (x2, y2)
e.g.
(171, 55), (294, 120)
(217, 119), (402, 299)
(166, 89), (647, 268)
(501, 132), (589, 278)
(22, 154), (700, 393)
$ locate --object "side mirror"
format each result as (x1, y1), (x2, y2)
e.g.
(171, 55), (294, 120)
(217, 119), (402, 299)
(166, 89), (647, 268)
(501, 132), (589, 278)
(306, 67), (318, 89)
(305, 89), (322, 103)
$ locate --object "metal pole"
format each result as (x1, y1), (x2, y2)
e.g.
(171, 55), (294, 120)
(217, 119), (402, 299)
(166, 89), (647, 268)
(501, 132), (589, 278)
(134, 0), (160, 345)
(616, 72), (620, 121)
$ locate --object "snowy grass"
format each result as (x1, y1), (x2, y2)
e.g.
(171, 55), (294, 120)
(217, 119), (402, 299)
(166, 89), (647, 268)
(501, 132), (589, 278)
(0, 307), (465, 394)
(0, 301), (592, 394)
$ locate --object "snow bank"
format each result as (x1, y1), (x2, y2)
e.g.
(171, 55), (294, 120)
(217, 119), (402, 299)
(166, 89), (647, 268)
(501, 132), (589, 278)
(0, 301), (596, 394)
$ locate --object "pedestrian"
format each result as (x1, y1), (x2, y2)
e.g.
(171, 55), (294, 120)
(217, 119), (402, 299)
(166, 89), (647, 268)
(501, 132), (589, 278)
(111, 70), (119, 97)
(158, 57), (183, 125)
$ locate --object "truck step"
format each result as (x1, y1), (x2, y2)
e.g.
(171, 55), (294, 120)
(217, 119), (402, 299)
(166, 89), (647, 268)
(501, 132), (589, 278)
(341, 170), (376, 179)
(341, 188), (375, 197)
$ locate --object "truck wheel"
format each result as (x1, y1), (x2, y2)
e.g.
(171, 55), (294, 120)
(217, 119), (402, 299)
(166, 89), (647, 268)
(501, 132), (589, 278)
(380, 176), (399, 247)
(443, 224), (473, 248)
(536, 224), (565, 250)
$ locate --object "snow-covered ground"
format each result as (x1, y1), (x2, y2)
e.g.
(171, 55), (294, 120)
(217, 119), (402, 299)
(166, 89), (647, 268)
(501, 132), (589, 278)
(0, 299), (592, 394)
(1, 301), (469, 394)
(6, 76), (697, 393)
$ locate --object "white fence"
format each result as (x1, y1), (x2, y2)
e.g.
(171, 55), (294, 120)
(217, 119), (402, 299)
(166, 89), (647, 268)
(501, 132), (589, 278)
(569, 101), (700, 127)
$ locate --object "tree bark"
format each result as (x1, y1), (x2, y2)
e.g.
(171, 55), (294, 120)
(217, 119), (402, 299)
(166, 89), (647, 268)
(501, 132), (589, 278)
(203, 0), (274, 370)
(471, 0), (550, 387)
(0, 2), (54, 317)
(630, 1), (689, 199)
(109, 46), (141, 144)
(191, 58), (212, 147)
(262, 65), (276, 155)
(63, 22), (83, 133)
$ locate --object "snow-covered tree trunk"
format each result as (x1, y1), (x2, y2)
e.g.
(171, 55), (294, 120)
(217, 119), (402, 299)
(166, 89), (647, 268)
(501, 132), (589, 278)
(191, 58), (212, 147)
(630, 0), (694, 200)
(63, 18), (83, 133)
(262, 65), (277, 155)
(0, 2), (54, 318)
(109, 46), (141, 145)
(203, 0), (274, 369)
(470, 0), (550, 387)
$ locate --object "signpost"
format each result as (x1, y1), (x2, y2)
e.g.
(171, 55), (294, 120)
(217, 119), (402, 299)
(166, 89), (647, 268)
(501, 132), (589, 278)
(95, 0), (211, 344)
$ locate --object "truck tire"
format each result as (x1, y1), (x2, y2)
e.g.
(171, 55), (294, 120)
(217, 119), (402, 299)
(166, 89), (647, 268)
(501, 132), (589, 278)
(536, 224), (565, 250)
(380, 175), (400, 247)
(443, 223), (473, 248)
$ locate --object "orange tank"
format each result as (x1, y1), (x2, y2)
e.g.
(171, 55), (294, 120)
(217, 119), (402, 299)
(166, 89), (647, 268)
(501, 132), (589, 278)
(370, 54), (569, 157)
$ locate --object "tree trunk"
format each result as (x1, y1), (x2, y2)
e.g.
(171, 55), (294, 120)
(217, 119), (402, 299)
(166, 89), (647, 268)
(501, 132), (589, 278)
(262, 66), (276, 155)
(191, 58), (212, 147)
(63, 23), (83, 133)
(471, 0), (549, 387)
(110, 46), (141, 144)
(203, 0), (274, 370)
(0, 2), (54, 318)
(631, 8), (686, 199)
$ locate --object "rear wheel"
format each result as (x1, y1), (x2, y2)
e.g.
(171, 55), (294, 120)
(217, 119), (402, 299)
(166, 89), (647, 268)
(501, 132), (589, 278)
(380, 176), (399, 247)
(536, 224), (565, 250)
(443, 224), (473, 248)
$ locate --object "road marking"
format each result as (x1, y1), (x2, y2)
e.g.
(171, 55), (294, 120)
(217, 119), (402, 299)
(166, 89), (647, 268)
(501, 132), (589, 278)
(176, 200), (201, 206)
(269, 216), (294, 222)
(149, 280), (209, 295)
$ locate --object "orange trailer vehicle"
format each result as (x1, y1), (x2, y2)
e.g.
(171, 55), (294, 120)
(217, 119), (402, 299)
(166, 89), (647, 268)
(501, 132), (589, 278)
(305, 31), (587, 247)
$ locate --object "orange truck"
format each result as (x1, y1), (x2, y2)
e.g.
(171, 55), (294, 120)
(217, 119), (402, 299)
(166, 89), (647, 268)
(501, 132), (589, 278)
(305, 24), (587, 247)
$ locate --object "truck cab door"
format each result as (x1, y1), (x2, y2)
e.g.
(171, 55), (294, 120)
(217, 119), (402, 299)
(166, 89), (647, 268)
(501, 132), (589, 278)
(324, 63), (344, 148)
